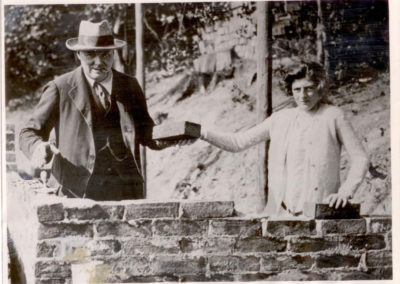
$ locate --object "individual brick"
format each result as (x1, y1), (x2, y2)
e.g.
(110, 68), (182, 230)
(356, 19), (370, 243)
(288, 235), (339, 253)
(180, 201), (235, 219)
(340, 234), (386, 251)
(304, 202), (360, 219)
(261, 254), (313, 272)
(38, 223), (93, 240)
(104, 256), (153, 279)
(318, 219), (366, 235)
(96, 221), (152, 238)
(125, 202), (179, 219)
(208, 255), (260, 273)
(178, 237), (235, 254)
(84, 239), (122, 256)
(369, 217), (392, 233)
(152, 255), (206, 275)
(35, 261), (71, 278)
(234, 237), (287, 253)
(121, 237), (180, 255)
(152, 220), (208, 236)
(366, 251), (392, 267)
(265, 220), (316, 237)
(65, 205), (124, 221)
(37, 204), (64, 223)
(315, 254), (361, 268)
(209, 219), (261, 237)
(37, 240), (61, 258)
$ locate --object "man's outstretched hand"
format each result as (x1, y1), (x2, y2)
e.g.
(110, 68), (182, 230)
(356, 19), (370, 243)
(31, 142), (59, 169)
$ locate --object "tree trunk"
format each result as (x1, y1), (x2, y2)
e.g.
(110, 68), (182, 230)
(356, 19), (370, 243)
(255, 1), (272, 213)
(316, 0), (330, 78)
(135, 3), (147, 198)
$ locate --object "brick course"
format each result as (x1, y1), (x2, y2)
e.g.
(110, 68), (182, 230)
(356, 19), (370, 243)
(12, 200), (394, 282)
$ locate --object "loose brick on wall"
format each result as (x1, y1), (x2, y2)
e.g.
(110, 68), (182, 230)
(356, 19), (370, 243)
(181, 201), (235, 219)
(125, 202), (179, 219)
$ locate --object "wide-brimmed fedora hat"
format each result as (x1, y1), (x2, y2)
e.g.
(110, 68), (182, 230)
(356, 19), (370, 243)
(66, 20), (126, 51)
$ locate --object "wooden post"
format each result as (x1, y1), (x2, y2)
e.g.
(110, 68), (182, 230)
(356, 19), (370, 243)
(135, 3), (147, 197)
(255, 1), (272, 213)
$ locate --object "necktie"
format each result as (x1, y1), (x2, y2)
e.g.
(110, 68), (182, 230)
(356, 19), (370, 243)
(93, 82), (111, 111)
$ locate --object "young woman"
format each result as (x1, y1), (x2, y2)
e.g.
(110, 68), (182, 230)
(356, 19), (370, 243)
(200, 62), (369, 216)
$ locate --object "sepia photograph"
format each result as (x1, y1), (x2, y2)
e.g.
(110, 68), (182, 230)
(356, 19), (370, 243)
(2, 0), (395, 283)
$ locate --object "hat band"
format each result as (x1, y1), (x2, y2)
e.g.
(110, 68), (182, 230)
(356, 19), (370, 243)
(78, 35), (114, 47)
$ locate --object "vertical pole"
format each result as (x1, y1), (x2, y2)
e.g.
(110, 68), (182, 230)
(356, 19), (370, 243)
(135, 3), (147, 197)
(255, 1), (271, 213)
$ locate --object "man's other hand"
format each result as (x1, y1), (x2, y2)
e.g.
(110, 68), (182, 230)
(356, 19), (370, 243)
(325, 193), (351, 209)
(31, 142), (59, 169)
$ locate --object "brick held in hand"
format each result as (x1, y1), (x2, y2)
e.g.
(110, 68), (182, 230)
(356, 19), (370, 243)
(152, 121), (201, 141)
(304, 202), (361, 219)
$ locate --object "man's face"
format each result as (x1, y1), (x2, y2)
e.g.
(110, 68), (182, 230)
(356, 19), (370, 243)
(291, 77), (321, 111)
(77, 50), (114, 82)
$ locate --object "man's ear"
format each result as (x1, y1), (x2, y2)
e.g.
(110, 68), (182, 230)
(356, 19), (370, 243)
(75, 51), (81, 61)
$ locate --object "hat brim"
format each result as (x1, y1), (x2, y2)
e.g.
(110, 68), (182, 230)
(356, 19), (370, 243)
(66, 38), (126, 51)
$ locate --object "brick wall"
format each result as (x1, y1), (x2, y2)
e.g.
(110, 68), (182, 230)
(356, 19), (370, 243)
(7, 184), (392, 283)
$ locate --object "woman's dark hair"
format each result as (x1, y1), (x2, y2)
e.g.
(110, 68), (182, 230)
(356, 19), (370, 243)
(284, 61), (325, 96)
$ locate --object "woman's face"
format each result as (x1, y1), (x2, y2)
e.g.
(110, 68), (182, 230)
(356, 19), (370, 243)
(291, 77), (321, 111)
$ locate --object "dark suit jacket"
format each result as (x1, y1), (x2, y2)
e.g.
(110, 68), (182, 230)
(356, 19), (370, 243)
(20, 67), (158, 198)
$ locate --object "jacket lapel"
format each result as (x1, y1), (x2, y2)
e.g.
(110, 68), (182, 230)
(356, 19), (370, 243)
(66, 67), (93, 129)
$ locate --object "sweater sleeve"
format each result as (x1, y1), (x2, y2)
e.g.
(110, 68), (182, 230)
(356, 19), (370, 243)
(200, 117), (272, 152)
(336, 113), (369, 197)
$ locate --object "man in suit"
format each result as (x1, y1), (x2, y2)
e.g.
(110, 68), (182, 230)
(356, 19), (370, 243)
(20, 20), (175, 201)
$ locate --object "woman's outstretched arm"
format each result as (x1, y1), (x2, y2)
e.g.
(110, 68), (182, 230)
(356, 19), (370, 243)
(200, 117), (272, 152)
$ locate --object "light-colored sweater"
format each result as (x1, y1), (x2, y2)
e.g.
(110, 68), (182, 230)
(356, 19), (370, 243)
(201, 104), (369, 215)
